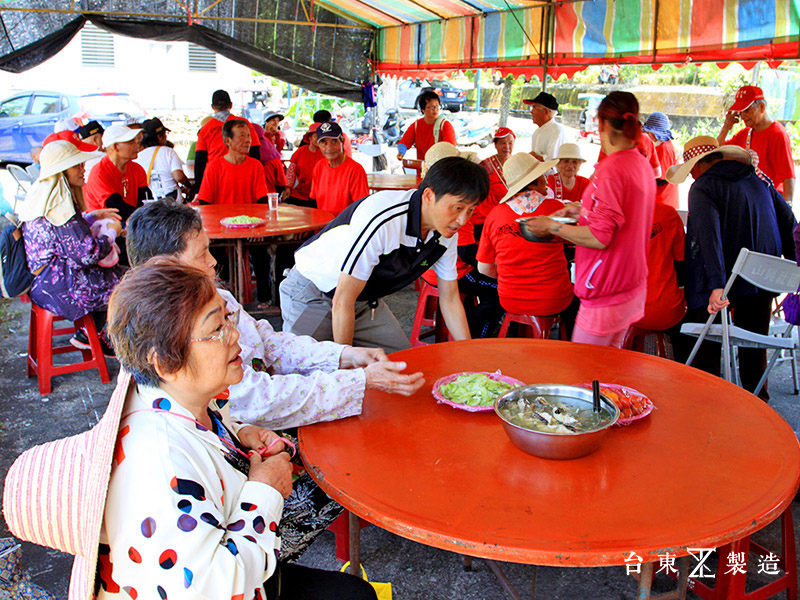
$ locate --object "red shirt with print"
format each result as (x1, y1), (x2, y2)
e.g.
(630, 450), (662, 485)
(310, 157), (369, 216)
(727, 121), (795, 194)
(85, 156), (148, 212)
(477, 199), (574, 316)
(398, 118), (457, 160)
(196, 157), (268, 205)
(196, 116), (260, 163)
(633, 201), (686, 331)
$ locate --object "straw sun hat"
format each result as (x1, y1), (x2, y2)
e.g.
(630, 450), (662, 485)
(422, 142), (479, 173)
(555, 143), (585, 162)
(500, 153), (559, 203)
(3, 373), (133, 600)
(665, 135), (752, 184)
(38, 140), (103, 180)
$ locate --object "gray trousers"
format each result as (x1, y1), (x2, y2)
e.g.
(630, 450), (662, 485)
(279, 267), (411, 354)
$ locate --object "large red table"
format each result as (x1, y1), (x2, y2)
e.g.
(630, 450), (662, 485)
(299, 339), (800, 597)
(198, 203), (333, 304)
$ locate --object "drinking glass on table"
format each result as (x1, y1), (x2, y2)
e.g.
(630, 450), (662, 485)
(268, 193), (280, 212)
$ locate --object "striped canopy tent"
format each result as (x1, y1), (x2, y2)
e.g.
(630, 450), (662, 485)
(353, 0), (800, 80)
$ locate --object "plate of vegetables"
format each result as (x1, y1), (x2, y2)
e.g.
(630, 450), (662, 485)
(220, 215), (266, 228)
(576, 382), (653, 425)
(432, 371), (524, 412)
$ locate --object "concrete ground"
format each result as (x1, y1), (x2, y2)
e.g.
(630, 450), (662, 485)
(0, 283), (798, 600)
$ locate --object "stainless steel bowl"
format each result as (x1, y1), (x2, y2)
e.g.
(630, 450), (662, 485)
(494, 384), (620, 460)
(516, 217), (553, 243)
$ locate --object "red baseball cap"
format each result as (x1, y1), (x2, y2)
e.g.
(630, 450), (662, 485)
(43, 130), (100, 153)
(729, 85), (764, 112)
(493, 127), (516, 140)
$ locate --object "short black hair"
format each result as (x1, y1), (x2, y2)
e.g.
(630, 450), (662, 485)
(211, 89), (232, 109)
(222, 118), (249, 140)
(126, 201), (204, 267)
(416, 91), (440, 112)
(313, 110), (332, 123)
(419, 157), (489, 205)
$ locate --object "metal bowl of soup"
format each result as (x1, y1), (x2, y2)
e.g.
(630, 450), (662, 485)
(495, 384), (619, 460)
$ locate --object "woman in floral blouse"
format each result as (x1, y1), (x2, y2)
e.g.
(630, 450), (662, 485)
(102, 257), (376, 600)
(19, 140), (123, 354)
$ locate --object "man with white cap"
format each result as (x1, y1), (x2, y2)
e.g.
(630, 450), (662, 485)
(716, 85), (795, 203)
(84, 124), (151, 225)
(666, 135), (796, 398)
(524, 92), (570, 164)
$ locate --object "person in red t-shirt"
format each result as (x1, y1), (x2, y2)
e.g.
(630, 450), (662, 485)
(642, 111), (680, 209)
(284, 123), (325, 207)
(196, 119), (272, 304)
(397, 90), (457, 161)
(196, 119), (268, 205)
(717, 85), (795, 202)
(263, 112), (286, 153)
(309, 122), (368, 216)
(478, 153), (576, 338)
(194, 89), (261, 190)
(84, 124), (151, 225)
(546, 143), (590, 203)
(310, 110), (353, 158)
(632, 189), (687, 358)
(473, 127), (515, 239)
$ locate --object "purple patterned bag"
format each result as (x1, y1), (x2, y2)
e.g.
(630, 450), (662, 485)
(781, 293), (800, 326)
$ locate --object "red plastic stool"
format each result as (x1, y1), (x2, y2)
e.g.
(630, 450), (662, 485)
(410, 280), (447, 346)
(623, 326), (670, 358)
(666, 505), (796, 600)
(328, 510), (369, 563)
(498, 313), (566, 340)
(26, 303), (111, 395)
(409, 280), (475, 346)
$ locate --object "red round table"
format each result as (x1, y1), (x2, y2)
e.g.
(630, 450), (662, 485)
(198, 203), (333, 304)
(299, 340), (800, 596)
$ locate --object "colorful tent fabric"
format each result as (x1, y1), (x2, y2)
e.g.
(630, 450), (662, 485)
(376, 0), (800, 78)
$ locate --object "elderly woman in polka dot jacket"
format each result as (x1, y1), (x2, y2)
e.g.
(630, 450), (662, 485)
(99, 258), (376, 600)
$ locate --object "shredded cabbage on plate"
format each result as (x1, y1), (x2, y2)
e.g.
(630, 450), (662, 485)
(439, 373), (517, 407)
(223, 215), (262, 224)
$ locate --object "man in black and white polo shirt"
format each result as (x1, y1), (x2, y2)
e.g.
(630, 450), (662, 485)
(280, 157), (490, 353)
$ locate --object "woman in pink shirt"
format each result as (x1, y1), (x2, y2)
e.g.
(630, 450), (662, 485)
(526, 92), (656, 347)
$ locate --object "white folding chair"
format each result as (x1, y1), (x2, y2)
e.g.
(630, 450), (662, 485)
(7, 164), (33, 208)
(681, 248), (800, 396)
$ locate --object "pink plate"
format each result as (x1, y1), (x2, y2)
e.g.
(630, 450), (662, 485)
(576, 382), (654, 425)
(432, 371), (526, 413)
(220, 216), (266, 228)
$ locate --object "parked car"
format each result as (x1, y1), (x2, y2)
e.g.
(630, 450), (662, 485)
(0, 90), (147, 164)
(398, 79), (466, 113)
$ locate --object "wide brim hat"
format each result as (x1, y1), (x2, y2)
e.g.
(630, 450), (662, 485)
(500, 153), (559, 203)
(556, 142), (585, 161)
(666, 135), (752, 184)
(38, 140), (104, 180)
(264, 112), (284, 123)
(102, 124), (141, 148)
(3, 373), (132, 600)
